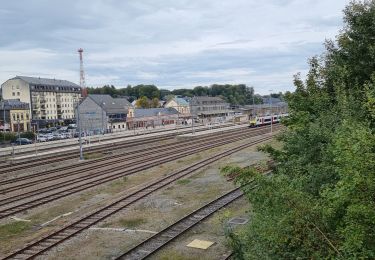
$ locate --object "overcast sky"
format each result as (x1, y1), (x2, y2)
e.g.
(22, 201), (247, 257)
(0, 0), (350, 94)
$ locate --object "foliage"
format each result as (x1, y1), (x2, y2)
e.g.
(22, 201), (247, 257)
(223, 1), (375, 259)
(134, 96), (160, 108)
(135, 96), (150, 108)
(151, 97), (160, 108)
(0, 132), (16, 142)
(20, 131), (35, 140)
(88, 84), (264, 105)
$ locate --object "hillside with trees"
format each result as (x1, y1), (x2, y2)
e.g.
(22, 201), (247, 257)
(87, 84), (263, 105)
(222, 1), (375, 259)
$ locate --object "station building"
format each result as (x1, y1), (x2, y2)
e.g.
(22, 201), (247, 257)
(1, 76), (81, 124)
(191, 96), (230, 118)
(126, 107), (179, 129)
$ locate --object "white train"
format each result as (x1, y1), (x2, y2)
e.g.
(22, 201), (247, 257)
(249, 113), (288, 127)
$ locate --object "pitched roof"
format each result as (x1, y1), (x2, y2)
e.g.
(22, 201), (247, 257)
(0, 99), (29, 110)
(12, 76), (80, 87)
(88, 94), (132, 114)
(134, 107), (178, 118)
(174, 97), (189, 106)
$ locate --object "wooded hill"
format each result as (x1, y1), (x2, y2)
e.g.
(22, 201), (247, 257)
(87, 84), (267, 105)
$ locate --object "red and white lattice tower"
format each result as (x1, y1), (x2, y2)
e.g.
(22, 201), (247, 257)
(78, 48), (88, 97)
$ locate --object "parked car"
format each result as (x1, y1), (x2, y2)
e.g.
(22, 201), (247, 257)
(12, 138), (33, 145)
(45, 133), (55, 141)
(37, 135), (48, 142)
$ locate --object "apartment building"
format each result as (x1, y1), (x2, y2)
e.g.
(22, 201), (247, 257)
(1, 76), (81, 122)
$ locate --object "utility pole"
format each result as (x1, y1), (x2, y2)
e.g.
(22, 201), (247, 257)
(269, 90), (273, 134)
(2, 101), (5, 142)
(17, 119), (20, 145)
(190, 97), (195, 135)
(77, 104), (83, 160)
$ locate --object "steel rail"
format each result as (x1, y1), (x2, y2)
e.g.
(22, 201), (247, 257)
(116, 188), (244, 260)
(0, 129), (276, 218)
(2, 135), (270, 260)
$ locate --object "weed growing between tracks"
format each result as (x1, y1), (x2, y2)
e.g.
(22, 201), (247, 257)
(0, 221), (31, 239)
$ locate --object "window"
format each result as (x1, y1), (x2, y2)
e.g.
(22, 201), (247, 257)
(17, 92), (20, 96)
(12, 92), (15, 96)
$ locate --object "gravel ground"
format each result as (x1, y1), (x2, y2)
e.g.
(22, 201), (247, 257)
(37, 139), (269, 260)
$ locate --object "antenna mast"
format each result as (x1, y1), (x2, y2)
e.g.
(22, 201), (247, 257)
(78, 48), (87, 97)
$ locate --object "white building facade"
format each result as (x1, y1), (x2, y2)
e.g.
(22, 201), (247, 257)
(1, 76), (81, 122)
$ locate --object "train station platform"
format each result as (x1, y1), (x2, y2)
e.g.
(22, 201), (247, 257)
(1, 122), (247, 161)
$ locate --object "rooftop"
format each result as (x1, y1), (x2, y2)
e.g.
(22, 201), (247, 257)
(0, 99), (30, 110)
(88, 94), (132, 114)
(134, 107), (178, 118)
(10, 76), (80, 88)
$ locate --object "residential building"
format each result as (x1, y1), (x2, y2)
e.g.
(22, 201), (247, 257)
(1, 76), (81, 122)
(164, 96), (190, 117)
(126, 107), (179, 129)
(0, 99), (31, 132)
(77, 94), (132, 133)
(191, 96), (230, 118)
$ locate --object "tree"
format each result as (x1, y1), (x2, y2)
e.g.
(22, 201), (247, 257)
(151, 97), (159, 108)
(223, 1), (375, 259)
(135, 96), (150, 108)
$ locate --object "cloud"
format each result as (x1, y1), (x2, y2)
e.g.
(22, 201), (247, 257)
(0, 0), (351, 95)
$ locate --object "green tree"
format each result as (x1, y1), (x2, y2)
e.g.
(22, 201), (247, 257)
(151, 97), (159, 108)
(135, 96), (150, 108)
(223, 1), (375, 259)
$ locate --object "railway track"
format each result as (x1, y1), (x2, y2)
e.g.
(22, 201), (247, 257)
(0, 128), (278, 219)
(0, 123), (243, 172)
(2, 134), (269, 260)
(0, 124), (200, 159)
(0, 124), (256, 188)
(116, 188), (244, 260)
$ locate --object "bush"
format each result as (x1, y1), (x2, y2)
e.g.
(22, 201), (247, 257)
(20, 131), (35, 140)
(0, 132), (16, 142)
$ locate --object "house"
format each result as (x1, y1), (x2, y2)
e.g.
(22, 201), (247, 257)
(164, 96), (190, 117)
(77, 94), (132, 134)
(0, 99), (31, 132)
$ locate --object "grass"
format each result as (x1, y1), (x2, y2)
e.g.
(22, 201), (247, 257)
(158, 250), (196, 260)
(176, 179), (191, 185)
(0, 221), (32, 239)
(118, 217), (146, 228)
(83, 152), (104, 160)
